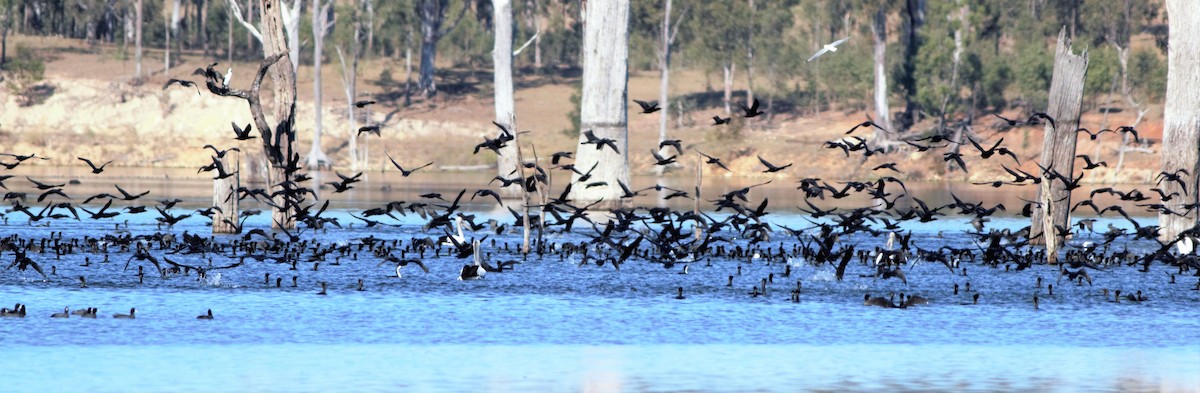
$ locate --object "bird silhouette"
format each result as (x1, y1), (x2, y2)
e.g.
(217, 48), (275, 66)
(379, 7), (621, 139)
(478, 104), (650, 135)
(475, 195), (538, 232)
(741, 98), (765, 118)
(354, 100), (377, 108)
(385, 152), (433, 177)
(695, 150), (730, 171)
(357, 125), (381, 137)
(77, 157), (112, 174)
(582, 130), (620, 154)
(230, 122), (256, 140)
(633, 99), (661, 114)
(807, 37), (850, 62)
(164, 78), (200, 94)
(757, 155), (792, 173)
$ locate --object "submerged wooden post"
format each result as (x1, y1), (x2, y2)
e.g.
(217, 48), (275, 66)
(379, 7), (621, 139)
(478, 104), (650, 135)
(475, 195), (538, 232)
(694, 155), (703, 240)
(1041, 179), (1058, 264)
(1159, 0), (1200, 241)
(212, 152), (241, 234)
(1031, 28), (1088, 247)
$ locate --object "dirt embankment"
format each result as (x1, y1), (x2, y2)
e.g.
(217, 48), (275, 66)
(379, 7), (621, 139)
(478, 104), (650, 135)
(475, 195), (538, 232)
(0, 35), (1167, 186)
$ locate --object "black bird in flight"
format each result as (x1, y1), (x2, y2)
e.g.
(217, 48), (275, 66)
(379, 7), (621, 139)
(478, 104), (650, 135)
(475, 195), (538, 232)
(550, 151), (573, 165)
(741, 98), (765, 118)
(358, 125), (381, 137)
(1076, 154), (1107, 170)
(712, 115), (731, 125)
(472, 189), (503, 205)
(582, 130), (620, 154)
(695, 150), (730, 171)
(26, 177), (64, 190)
(633, 99), (661, 114)
(164, 78), (200, 94)
(77, 157), (111, 174)
(1074, 127), (1114, 141)
(650, 149), (677, 166)
(354, 100), (377, 108)
(203, 145), (240, 159)
(659, 139), (683, 155)
(757, 155), (792, 173)
(231, 122), (255, 140)
(327, 172), (364, 193)
(385, 152), (433, 177)
(845, 121), (890, 135)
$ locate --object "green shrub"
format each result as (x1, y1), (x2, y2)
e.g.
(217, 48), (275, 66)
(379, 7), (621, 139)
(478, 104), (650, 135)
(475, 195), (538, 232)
(3, 45), (49, 106)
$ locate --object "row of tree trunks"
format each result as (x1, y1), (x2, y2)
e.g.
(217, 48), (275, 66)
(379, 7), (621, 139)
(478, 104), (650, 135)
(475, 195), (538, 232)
(1031, 28), (1088, 254)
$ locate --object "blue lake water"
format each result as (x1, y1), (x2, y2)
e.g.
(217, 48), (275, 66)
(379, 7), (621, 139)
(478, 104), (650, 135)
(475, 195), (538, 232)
(3, 208), (1200, 392)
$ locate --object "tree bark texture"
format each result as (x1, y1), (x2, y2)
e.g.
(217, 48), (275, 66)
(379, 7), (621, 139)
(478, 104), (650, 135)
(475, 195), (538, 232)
(1031, 28), (1088, 247)
(870, 8), (891, 139)
(493, 0), (520, 196)
(1159, 0), (1200, 241)
(306, 0), (333, 169)
(568, 0), (630, 207)
(654, 0), (673, 177)
(260, 0), (299, 229)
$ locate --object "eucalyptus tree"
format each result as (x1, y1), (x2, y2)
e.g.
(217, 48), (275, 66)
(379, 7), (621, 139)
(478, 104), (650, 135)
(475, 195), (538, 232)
(1159, 0), (1200, 241)
(568, 0), (630, 206)
(415, 0), (470, 97)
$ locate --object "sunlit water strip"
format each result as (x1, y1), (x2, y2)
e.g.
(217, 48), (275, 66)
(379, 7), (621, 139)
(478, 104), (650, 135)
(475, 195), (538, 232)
(2, 344), (1197, 392)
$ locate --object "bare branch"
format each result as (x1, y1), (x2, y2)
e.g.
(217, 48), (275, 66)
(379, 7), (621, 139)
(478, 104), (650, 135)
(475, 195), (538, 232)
(667, 7), (689, 45)
(227, 0), (263, 43)
(438, 1), (471, 37)
(513, 30), (540, 56)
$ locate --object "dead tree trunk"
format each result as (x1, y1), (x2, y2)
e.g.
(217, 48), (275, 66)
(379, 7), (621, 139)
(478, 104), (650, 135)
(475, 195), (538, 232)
(212, 152), (241, 234)
(227, 1), (233, 63)
(1160, 0), (1200, 241)
(2, 0), (12, 66)
(260, 0), (300, 229)
(654, 0), (684, 177)
(568, 0), (630, 207)
(164, 11), (171, 74)
(493, 0), (520, 196)
(744, 0), (755, 109)
(200, 52), (289, 226)
(335, 42), (361, 171)
(306, 0), (335, 169)
(722, 62), (735, 115)
(200, 0), (209, 56)
(1031, 28), (1088, 249)
(870, 7), (892, 140)
(417, 0), (468, 98)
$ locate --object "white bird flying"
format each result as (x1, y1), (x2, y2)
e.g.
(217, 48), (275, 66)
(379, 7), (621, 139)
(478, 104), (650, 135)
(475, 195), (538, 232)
(807, 37), (850, 62)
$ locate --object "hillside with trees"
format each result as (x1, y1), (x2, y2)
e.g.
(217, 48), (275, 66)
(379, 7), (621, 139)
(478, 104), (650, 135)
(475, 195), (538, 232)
(0, 0), (1172, 183)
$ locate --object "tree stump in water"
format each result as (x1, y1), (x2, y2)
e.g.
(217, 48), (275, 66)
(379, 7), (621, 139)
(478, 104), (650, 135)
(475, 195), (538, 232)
(212, 152), (241, 234)
(1031, 28), (1088, 246)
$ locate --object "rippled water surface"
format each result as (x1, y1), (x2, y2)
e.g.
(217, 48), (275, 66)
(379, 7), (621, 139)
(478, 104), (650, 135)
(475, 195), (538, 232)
(2, 205), (1200, 392)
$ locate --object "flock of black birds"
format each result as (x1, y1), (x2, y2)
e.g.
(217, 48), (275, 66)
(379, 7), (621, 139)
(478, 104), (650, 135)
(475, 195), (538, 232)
(3, 75), (1200, 321)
